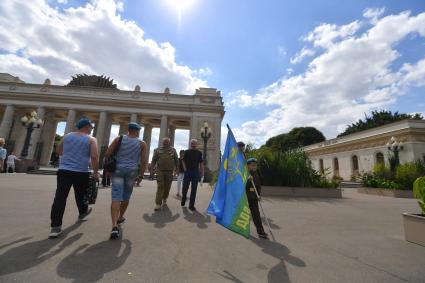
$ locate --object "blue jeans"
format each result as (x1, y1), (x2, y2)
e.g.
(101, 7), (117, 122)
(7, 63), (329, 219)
(182, 169), (199, 208)
(111, 167), (138, 201)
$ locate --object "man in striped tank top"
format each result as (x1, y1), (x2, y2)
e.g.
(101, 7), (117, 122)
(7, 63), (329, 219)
(105, 122), (147, 239)
(49, 118), (99, 238)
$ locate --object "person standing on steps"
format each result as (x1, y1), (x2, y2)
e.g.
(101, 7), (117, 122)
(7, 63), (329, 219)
(176, 150), (185, 197)
(150, 137), (178, 211)
(246, 158), (269, 240)
(6, 152), (19, 173)
(105, 122), (147, 239)
(0, 138), (6, 173)
(49, 118), (99, 239)
(181, 139), (204, 211)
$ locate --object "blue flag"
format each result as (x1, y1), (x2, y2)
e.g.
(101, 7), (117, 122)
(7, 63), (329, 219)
(207, 125), (251, 238)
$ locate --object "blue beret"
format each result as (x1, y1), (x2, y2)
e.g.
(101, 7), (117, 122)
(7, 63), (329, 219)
(247, 158), (257, 164)
(128, 122), (141, 130)
(76, 118), (93, 129)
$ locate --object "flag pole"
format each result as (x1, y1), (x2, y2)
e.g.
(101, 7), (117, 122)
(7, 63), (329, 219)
(250, 177), (276, 241)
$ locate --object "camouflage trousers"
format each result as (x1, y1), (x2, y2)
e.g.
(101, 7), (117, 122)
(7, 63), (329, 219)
(155, 170), (174, 205)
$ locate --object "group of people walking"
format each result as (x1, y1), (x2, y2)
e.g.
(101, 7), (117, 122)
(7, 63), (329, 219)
(1, 117), (269, 240)
(48, 118), (205, 240)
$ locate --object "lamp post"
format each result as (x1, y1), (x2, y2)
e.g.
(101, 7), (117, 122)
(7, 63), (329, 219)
(386, 136), (404, 172)
(200, 122), (212, 167)
(20, 111), (43, 159)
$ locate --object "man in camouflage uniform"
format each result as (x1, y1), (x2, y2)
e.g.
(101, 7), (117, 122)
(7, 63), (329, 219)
(150, 137), (179, 211)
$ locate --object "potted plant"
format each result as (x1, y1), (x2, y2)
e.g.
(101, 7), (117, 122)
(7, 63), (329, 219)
(402, 176), (425, 246)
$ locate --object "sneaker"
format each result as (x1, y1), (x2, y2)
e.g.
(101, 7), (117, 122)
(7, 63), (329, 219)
(258, 232), (269, 240)
(78, 207), (93, 220)
(162, 199), (167, 206)
(110, 227), (120, 240)
(181, 198), (186, 207)
(154, 204), (161, 211)
(49, 226), (62, 239)
(189, 206), (197, 211)
(117, 217), (126, 225)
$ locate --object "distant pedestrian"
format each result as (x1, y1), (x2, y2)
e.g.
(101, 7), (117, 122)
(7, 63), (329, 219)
(181, 139), (204, 211)
(0, 138), (6, 173)
(237, 141), (246, 158)
(49, 118), (99, 239)
(246, 158), (268, 239)
(151, 137), (178, 211)
(6, 152), (19, 173)
(105, 122), (147, 239)
(102, 171), (111, 187)
(176, 150), (185, 197)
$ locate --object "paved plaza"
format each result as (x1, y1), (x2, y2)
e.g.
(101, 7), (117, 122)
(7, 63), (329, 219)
(0, 174), (424, 283)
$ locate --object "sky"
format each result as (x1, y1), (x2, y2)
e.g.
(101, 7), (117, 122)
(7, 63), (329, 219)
(1, 0), (425, 154)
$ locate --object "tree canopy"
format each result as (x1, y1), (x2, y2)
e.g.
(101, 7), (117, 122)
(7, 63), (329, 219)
(264, 127), (326, 151)
(337, 110), (423, 137)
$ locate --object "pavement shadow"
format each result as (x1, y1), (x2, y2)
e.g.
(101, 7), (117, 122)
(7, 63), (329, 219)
(182, 207), (211, 229)
(251, 238), (306, 283)
(262, 218), (281, 230)
(57, 239), (132, 283)
(0, 222), (83, 276)
(216, 270), (244, 283)
(142, 205), (180, 228)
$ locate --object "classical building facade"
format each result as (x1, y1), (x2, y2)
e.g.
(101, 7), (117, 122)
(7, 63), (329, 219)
(304, 120), (425, 180)
(0, 73), (224, 171)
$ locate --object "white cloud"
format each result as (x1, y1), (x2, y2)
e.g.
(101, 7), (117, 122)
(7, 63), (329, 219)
(304, 20), (361, 49)
(233, 10), (425, 146)
(290, 47), (315, 64)
(363, 7), (385, 24)
(0, 0), (209, 93)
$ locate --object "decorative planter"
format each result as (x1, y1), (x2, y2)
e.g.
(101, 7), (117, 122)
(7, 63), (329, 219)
(261, 186), (342, 198)
(357, 187), (413, 198)
(402, 213), (425, 247)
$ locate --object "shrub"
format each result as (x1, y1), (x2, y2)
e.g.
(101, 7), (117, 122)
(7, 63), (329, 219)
(413, 177), (425, 214)
(373, 163), (393, 180)
(395, 161), (425, 190)
(249, 148), (338, 188)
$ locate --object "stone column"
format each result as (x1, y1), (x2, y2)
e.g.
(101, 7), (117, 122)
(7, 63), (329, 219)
(158, 115), (168, 146)
(12, 113), (27, 157)
(143, 124), (152, 161)
(103, 115), (113, 146)
(39, 112), (58, 166)
(27, 107), (46, 160)
(189, 115), (200, 147)
(0, 105), (15, 139)
(64, 109), (77, 134)
(169, 126), (176, 147)
(95, 111), (108, 154)
(130, 113), (138, 123)
(119, 122), (127, 135)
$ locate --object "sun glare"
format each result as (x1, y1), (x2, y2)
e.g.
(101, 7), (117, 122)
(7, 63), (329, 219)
(166, 0), (195, 25)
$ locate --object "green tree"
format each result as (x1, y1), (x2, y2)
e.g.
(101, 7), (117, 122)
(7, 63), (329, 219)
(264, 127), (325, 151)
(338, 110), (423, 137)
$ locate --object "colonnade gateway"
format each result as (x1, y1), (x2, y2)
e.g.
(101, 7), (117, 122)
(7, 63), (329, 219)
(0, 73), (225, 171)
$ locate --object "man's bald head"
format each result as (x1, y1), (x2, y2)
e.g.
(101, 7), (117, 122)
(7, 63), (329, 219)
(162, 137), (171, 148)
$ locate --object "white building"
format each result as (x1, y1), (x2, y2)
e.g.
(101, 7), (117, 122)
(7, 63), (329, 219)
(304, 120), (425, 180)
(0, 73), (224, 171)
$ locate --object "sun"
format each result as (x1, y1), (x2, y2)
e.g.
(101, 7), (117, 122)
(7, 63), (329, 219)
(166, 0), (195, 25)
(167, 0), (195, 13)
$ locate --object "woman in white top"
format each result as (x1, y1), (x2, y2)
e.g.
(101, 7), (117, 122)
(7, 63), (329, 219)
(0, 138), (6, 173)
(6, 152), (19, 173)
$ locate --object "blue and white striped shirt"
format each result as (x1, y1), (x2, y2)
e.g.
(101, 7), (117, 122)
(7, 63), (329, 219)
(59, 133), (91, 172)
(116, 135), (141, 170)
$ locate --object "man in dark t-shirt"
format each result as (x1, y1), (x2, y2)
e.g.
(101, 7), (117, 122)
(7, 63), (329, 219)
(181, 139), (204, 210)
